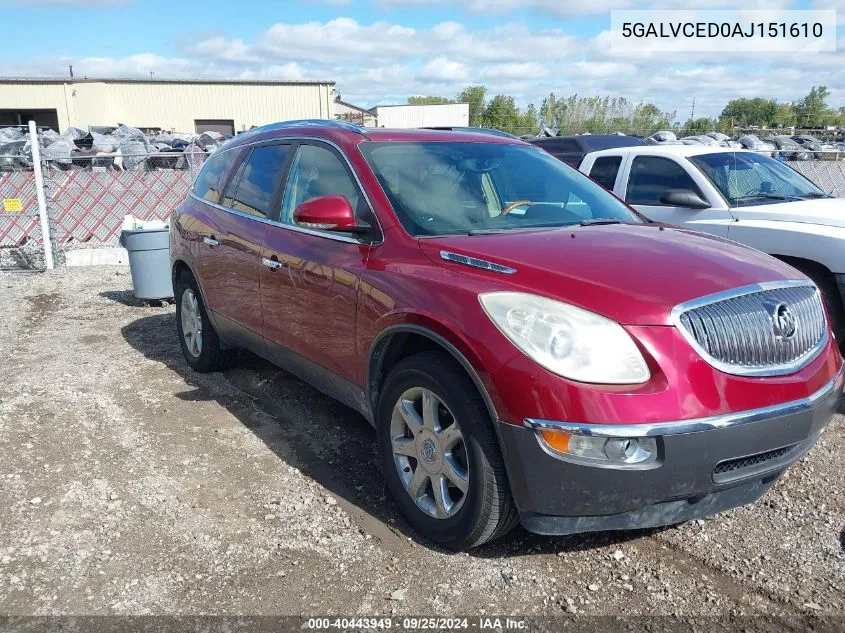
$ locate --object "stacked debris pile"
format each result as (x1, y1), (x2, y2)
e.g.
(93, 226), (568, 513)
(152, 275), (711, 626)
(0, 125), (226, 172)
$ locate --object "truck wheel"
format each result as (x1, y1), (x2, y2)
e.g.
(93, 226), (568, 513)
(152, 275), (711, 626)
(814, 274), (845, 352)
(376, 351), (518, 549)
(175, 271), (236, 372)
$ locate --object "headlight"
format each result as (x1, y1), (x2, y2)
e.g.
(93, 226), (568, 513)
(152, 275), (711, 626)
(479, 292), (650, 384)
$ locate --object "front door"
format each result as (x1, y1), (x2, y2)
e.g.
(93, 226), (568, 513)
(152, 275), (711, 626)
(259, 141), (377, 392)
(624, 154), (732, 237)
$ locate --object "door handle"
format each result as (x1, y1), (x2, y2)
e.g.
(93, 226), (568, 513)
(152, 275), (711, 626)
(203, 236), (219, 246)
(261, 257), (283, 271)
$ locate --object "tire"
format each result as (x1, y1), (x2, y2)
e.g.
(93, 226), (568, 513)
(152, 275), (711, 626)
(788, 263), (845, 352)
(376, 351), (518, 549)
(174, 270), (236, 372)
(815, 275), (845, 353)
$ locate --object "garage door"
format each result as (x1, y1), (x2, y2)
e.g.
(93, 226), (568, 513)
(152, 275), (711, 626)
(195, 119), (235, 136)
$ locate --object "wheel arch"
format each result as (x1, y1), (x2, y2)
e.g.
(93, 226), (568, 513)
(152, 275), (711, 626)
(366, 324), (500, 426)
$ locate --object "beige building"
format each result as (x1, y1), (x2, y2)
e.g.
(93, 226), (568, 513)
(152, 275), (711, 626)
(0, 77), (336, 135)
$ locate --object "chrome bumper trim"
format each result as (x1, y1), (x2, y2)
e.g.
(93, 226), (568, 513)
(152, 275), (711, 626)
(524, 364), (844, 438)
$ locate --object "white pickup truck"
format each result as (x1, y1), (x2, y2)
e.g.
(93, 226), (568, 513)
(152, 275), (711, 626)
(578, 145), (845, 343)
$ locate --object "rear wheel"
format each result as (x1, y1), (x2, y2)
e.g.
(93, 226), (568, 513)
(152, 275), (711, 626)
(376, 351), (518, 549)
(174, 271), (236, 372)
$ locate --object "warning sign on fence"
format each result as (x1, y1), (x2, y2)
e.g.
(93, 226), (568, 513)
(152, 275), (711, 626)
(3, 198), (23, 213)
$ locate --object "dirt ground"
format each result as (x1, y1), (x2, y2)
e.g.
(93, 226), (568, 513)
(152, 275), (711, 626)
(0, 266), (843, 618)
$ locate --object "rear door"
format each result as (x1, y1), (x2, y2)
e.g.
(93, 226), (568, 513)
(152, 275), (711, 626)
(205, 142), (292, 339)
(622, 154), (732, 236)
(191, 147), (244, 315)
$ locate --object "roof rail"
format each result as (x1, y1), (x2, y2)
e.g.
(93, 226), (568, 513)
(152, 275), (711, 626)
(238, 119), (367, 139)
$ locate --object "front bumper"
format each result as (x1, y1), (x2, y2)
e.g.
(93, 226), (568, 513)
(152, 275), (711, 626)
(498, 367), (844, 536)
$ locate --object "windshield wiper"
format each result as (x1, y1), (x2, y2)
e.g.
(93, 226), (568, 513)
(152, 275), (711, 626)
(797, 192), (833, 199)
(467, 225), (558, 236)
(579, 218), (623, 226)
(732, 193), (797, 202)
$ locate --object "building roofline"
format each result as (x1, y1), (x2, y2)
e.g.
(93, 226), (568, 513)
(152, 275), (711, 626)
(371, 102), (468, 110)
(0, 76), (335, 86)
(334, 99), (372, 113)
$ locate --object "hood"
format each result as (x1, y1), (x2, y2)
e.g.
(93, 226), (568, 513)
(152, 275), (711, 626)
(419, 224), (803, 326)
(732, 197), (845, 229)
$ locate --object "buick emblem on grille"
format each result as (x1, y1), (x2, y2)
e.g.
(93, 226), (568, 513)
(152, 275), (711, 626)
(772, 303), (797, 340)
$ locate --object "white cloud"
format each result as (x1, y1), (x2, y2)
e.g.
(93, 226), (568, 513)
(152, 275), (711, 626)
(419, 57), (469, 82)
(480, 62), (549, 80)
(377, 0), (796, 17)
(4, 13), (843, 121)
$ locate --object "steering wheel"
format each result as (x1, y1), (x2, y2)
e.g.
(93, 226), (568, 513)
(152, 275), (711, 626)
(500, 200), (534, 216)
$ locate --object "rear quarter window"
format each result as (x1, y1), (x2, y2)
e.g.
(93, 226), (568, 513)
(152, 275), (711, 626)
(193, 149), (239, 203)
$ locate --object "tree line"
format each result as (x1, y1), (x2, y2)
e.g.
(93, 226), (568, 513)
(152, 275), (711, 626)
(407, 85), (844, 137)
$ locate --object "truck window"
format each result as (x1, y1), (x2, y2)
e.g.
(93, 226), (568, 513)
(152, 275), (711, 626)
(589, 156), (622, 190)
(626, 156), (704, 206)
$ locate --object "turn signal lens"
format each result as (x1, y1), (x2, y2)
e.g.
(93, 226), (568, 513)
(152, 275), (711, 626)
(539, 429), (571, 453)
(538, 429), (657, 466)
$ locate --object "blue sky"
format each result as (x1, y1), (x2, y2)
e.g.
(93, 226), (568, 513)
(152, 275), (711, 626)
(0, 0), (842, 119)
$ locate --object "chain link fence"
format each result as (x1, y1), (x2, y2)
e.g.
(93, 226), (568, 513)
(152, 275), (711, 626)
(0, 167), (43, 270)
(1, 122), (209, 270)
(43, 151), (206, 251)
(2, 124), (845, 272)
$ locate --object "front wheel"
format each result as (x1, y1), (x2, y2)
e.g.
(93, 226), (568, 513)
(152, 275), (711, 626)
(376, 351), (518, 549)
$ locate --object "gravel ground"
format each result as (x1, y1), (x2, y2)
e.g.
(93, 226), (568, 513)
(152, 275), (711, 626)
(0, 266), (843, 619)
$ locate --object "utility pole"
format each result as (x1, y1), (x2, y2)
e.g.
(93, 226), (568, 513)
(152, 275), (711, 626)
(690, 97), (695, 121)
(68, 64), (73, 78)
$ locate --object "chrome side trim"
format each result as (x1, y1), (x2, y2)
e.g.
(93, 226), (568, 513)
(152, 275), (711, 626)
(190, 136), (384, 246)
(524, 364), (844, 438)
(670, 280), (829, 377)
(440, 250), (516, 274)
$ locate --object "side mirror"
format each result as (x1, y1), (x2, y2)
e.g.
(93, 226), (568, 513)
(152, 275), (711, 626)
(659, 189), (710, 209)
(293, 195), (370, 234)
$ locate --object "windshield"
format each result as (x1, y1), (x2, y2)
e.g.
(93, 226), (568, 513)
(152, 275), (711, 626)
(689, 151), (826, 207)
(359, 141), (642, 236)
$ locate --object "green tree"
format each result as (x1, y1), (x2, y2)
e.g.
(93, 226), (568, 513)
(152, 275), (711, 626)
(482, 94), (520, 133)
(456, 85), (487, 127)
(720, 98), (777, 127)
(682, 117), (718, 135)
(795, 86), (833, 127)
(407, 95), (455, 105)
(771, 103), (798, 129)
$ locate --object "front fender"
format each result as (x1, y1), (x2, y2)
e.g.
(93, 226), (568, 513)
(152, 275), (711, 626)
(728, 219), (845, 274)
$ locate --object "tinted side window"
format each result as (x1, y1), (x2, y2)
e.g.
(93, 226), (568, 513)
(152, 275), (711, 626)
(228, 144), (290, 218)
(589, 156), (622, 190)
(193, 150), (238, 203)
(626, 156), (703, 206)
(281, 144), (368, 225)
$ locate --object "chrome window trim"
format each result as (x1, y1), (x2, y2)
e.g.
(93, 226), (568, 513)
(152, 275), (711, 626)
(670, 280), (829, 377)
(440, 251), (517, 274)
(524, 363), (843, 438)
(190, 135), (384, 246)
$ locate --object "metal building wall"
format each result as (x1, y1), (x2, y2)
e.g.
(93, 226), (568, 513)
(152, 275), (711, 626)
(0, 80), (335, 133)
(373, 103), (469, 128)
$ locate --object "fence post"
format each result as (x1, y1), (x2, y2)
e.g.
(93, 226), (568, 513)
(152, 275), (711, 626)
(28, 120), (54, 270)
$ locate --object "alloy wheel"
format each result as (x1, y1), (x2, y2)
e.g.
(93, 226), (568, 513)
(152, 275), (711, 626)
(180, 288), (203, 358)
(390, 387), (469, 519)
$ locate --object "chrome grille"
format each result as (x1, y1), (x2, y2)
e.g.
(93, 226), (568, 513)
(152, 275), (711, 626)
(673, 282), (827, 376)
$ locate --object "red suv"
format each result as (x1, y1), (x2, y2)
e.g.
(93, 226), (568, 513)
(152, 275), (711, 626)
(171, 120), (843, 549)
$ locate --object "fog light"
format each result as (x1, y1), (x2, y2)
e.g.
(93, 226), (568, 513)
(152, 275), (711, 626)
(538, 429), (657, 466)
(604, 438), (638, 460)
